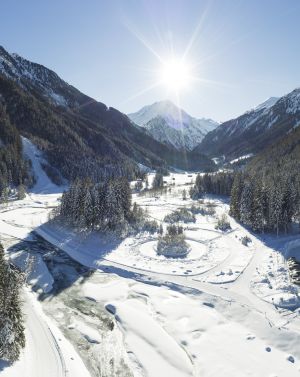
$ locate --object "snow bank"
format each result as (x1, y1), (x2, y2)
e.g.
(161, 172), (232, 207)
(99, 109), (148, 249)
(81, 275), (300, 377)
(251, 245), (300, 310)
(106, 298), (193, 377)
(10, 250), (54, 293)
(22, 137), (64, 194)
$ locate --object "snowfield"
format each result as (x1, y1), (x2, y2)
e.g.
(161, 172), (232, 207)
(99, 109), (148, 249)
(1, 138), (300, 377)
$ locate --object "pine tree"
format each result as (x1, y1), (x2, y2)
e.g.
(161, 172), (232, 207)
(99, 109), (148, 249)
(0, 243), (25, 362)
(251, 182), (265, 232)
(83, 189), (93, 228)
(240, 180), (254, 226)
(17, 184), (26, 200)
(230, 173), (243, 220)
(152, 172), (164, 189)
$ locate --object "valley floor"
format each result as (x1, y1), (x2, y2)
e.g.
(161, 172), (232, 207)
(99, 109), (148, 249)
(1, 139), (300, 377)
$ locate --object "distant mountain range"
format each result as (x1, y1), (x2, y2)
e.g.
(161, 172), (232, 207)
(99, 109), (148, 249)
(194, 90), (300, 160)
(0, 46), (215, 182)
(128, 100), (218, 151)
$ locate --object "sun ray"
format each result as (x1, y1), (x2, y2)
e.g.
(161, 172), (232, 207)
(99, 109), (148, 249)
(119, 81), (162, 106)
(190, 76), (236, 90)
(182, 1), (212, 61)
(122, 18), (164, 63)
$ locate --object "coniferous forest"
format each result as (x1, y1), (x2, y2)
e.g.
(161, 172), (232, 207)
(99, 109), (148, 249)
(56, 178), (159, 235)
(190, 127), (300, 234)
(230, 127), (300, 234)
(0, 104), (33, 198)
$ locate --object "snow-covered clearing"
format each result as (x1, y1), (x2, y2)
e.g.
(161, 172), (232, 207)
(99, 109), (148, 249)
(1, 138), (300, 376)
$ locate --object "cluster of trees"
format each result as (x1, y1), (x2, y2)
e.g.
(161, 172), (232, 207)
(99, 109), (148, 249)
(57, 178), (159, 235)
(190, 172), (234, 199)
(0, 243), (25, 362)
(164, 208), (196, 224)
(152, 172), (164, 189)
(58, 178), (132, 232)
(157, 224), (189, 257)
(215, 214), (231, 231)
(230, 126), (300, 234)
(190, 136), (300, 234)
(230, 171), (299, 234)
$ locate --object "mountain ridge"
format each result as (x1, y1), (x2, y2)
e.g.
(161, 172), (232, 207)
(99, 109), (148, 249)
(128, 100), (218, 150)
(194, 88), (300, 159)
(0, 46), (215, 180)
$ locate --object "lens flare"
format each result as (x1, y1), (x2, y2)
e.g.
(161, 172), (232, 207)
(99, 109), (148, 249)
(160, 58), (191, 91)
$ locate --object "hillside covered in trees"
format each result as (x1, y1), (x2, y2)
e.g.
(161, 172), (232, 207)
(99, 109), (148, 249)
(0, 46), (215, 184)
(0, 103), (33, 198)
(190, 126), (300, 234)
(230, 126), (300, 234)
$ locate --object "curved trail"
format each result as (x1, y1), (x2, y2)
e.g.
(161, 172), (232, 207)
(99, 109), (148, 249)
(22, 293), (66, 377)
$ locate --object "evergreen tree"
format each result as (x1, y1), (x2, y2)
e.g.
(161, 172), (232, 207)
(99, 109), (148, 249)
(0, 243), (25, 362)
(251, 183), (266, 232)
(240, 181), (254, 226)
(17, 184), (26, 200)
(152, 172), (164, 189)
(230, 173), (243, 220)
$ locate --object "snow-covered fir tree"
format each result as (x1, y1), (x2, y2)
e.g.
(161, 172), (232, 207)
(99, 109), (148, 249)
(0, 243), (25, 362)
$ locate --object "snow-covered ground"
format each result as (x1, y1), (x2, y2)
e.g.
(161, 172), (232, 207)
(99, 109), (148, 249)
(1, 138), (300, 377)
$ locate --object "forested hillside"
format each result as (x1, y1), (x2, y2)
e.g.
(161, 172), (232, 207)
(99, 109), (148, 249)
(195, 89), (300, 160)
(0, 103), (32, 196)
(189, 125), (300, 234)
(0, 46), (215, 182)
(230, 126), (300, 233)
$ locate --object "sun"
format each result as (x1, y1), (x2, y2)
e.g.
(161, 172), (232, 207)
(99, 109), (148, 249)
(160, 58), (191, 91)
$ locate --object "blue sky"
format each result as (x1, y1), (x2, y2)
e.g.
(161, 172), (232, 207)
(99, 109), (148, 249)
(1, 0), (300, 121)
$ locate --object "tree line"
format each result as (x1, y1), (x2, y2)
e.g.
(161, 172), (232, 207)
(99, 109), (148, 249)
(190, 161), (299, 234)
(56, 177), (158, 235)
(230, 171), (299, 234)
(190, 172), (234, 199)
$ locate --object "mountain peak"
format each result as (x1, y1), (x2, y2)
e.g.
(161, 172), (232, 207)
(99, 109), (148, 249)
(128, 100), (218, 150)
(253, 96), (279, 111)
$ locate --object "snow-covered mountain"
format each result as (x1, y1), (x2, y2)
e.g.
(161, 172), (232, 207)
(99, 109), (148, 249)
(128, 100), (219, 150)
(0, 46), (215, 174)
(252, 96), (279, 111)
(195, 90), (300, 159)
(0, 46), (80, 107)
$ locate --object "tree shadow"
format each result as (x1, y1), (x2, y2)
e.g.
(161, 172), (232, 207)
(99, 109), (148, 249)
(0, 360), (11, 372)
(237, 222), (300, 260)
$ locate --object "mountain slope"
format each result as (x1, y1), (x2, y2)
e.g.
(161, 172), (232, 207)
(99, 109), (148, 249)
(195, 92), (300, 159)
(0, 103), (32, 191)
(0, 46), (215, 179)
(128, 100), (218, 150)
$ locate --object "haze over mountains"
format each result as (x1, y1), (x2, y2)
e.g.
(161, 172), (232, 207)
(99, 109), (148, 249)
(128, 100), (219, 150)
(0, 45), (214, 181)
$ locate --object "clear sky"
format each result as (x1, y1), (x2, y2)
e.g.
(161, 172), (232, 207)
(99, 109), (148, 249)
(1, 0), (300, 121)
